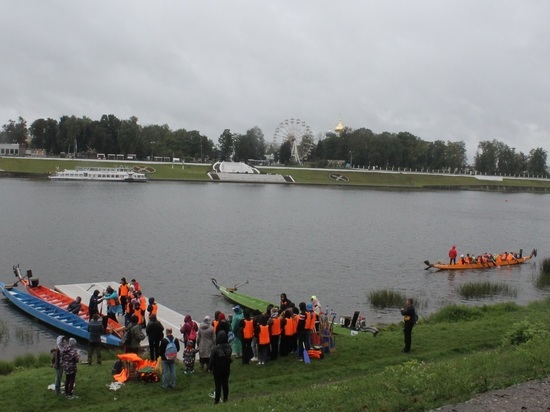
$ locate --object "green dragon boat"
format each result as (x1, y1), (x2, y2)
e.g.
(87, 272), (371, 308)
(211, 278), (274, 312)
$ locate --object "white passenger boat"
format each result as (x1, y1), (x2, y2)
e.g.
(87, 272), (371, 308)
(49, 166), (148, 182)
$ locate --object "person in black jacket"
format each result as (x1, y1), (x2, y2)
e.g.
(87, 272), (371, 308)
(88, 290), (103, 317)
(145, 314), (164, 360)
(400, 298), (417, 353)
(87, 314), (105, 365)
(209, 330), (232, 404)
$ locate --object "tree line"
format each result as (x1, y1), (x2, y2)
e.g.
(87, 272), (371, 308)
(0, 115), (547, 176)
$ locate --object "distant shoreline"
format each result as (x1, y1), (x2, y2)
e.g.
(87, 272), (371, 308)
(2, 157), (550, 192)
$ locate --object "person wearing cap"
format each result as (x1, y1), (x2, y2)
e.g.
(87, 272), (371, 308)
(62, 337), (79, 399)
(197, 315), (215, 372)
(146, 314), (164, 361)
(231, 306), (244, 358)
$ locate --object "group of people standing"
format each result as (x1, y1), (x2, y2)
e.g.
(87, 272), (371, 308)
(449, 245), (521, 265)
(50, 335), (80, 399)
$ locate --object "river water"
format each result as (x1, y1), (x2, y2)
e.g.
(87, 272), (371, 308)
(0, 178), (549, 360)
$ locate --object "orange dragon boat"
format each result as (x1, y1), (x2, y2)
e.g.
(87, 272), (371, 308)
(424, 249), (536, 271)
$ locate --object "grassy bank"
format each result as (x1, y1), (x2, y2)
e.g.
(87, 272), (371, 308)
(1, 299), (549, 411)
(2, 157), (550, 190)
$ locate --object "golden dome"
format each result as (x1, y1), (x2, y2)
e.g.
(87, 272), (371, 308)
(335, 120), (345, 132)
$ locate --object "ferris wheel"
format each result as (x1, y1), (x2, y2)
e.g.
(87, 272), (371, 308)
(272, 118), (315, 165)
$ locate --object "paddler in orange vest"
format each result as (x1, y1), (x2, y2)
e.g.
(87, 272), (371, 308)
(297, 302), (310, 361)
(239, 309), (255, 364)
(118, 278), (130, 315)
(280, 308), (294, 357)
(268, 307), (284, 361)
(257, 317), (270, 365)
(147, 297), (158, 319)
(136, 290), (147, 327)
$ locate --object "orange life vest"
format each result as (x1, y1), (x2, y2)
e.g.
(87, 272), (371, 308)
(258, 325), (270, 345)
(148, 303), (158, 318)
(135, 310), (143, 326)
(284, 317), (294, 336)
(270, 317), (282, 336)
(119, 283), (129, 297)
(292, 315), (299, 334)
(305, 312), (315, 330)
(243, 319), (254, 339)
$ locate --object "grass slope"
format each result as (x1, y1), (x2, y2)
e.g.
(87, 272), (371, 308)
(1, 299), (549, 411)
(2, 157), (550, 189)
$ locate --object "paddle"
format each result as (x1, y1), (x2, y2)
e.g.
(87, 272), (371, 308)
(303, 342), (310, 364)
(11, 265), (30, 288)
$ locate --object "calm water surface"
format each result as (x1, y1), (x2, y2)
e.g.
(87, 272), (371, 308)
(1, 178), (549, 359)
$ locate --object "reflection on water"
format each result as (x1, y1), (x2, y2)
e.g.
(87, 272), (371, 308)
(1, 179), (550, 359)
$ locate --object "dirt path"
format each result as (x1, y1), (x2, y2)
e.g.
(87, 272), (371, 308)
(432, 377), (550, 411)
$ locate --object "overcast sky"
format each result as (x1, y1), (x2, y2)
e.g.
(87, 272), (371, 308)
(1, 1), (548, 161)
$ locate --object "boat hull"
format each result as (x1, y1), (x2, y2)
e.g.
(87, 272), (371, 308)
(211, 278), (274, 312)
(0, 283), (121, 346)
(48, 166), (147, 182)
(425, 249), (536, 271)
(24, 281), (124, 338)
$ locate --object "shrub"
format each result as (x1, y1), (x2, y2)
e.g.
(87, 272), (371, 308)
(13, 353), (39, 368)
(0, 320), (8, 342)
(368, 289), (407, 308)
(457, 281), (517, 299)
(428, 304), (484, 323)
(0, 360), (14, 376)
(535, 257), (550, 289)
(502, 320), (549, 346)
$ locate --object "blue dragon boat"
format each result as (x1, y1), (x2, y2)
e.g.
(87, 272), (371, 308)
(0, 282), (121, 346)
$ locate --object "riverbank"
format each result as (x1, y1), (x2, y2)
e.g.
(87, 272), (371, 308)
(2, 157), (550, 191)
(1, 299), (549, 411)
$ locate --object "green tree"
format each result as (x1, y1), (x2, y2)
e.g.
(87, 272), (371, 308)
(1, 117), (28, 145)
(141, 124), (172, 159)
(446, 141), (467, 171)
(527, 148), (547, 176)
(475, 140), (499, 174)
(279, 140), (292, 164)
(218, 129), (234, 161)
(234, 126), (266, 162)
(118, 117), (141, 156)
